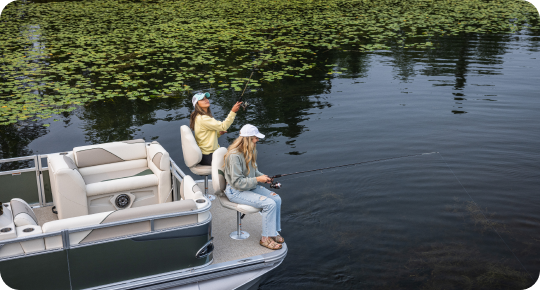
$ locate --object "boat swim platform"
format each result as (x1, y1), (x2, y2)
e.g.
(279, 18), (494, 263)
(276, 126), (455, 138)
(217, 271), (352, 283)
(32, 181), (274, 266)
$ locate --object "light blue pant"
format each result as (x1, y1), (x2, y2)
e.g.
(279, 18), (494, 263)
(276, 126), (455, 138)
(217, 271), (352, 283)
(225, 184), (282, 237)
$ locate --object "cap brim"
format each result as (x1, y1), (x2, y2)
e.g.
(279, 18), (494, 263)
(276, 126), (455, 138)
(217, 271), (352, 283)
(256, 133), (265, 139)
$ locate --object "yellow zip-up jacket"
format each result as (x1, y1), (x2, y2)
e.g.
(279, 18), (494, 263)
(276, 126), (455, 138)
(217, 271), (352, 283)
(194, 111), (236, 155)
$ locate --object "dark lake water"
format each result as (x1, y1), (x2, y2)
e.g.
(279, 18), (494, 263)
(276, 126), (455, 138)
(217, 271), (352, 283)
(1, 31), (539, 289)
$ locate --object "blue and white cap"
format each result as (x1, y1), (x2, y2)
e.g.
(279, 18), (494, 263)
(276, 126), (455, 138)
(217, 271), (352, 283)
(239, 124), (265, 139)
(192, 92), (210, 108)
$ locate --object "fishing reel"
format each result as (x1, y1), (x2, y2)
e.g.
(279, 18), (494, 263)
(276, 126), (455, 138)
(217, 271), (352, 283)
(269, 177), (281, 189)
(240, 101), (250, 111)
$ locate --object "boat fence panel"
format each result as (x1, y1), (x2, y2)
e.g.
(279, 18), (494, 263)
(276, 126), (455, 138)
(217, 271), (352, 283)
(0, 156), (42, 205)
(0, 155), (55, 207)
(38, 155), (53, 206)
(0, 249), (71, 290)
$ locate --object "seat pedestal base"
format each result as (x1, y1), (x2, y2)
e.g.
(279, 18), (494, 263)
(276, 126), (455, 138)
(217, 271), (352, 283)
(230, 231), (250, 240)
(204, 176), (215, 201)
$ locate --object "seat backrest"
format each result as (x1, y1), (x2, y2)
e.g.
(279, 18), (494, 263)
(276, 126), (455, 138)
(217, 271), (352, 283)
(180, 125), (202, 168)
(211, 147), (227, 197)
(73, 139), (147, 168)
(10, 198), (38, 227)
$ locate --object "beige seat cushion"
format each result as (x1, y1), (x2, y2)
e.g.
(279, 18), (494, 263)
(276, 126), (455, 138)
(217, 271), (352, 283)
(10, 198), (38, 226)
(86, 175), (158, 196)
(79, 160), (158, 197)
(81, 166), (153, 184)
(189, 164), (212, 176)
(73, 139), (147, 168)
(218, 196), (260, 214)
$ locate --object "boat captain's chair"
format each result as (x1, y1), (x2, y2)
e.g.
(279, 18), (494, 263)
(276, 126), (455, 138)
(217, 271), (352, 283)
(180, 125), (215, 201)
(211, 147), (261, 240)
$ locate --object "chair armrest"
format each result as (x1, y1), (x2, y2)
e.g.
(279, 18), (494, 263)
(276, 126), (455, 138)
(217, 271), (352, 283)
(47, 153), (88, 219)
(146, 142), (170, 172)
(146, 142), (172, 203)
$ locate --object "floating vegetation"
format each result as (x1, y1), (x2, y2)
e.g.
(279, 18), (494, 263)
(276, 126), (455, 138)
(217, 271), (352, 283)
(1, 0), (538, 125)
(401, 242), (531, 289)
(445, 197), (509, 234)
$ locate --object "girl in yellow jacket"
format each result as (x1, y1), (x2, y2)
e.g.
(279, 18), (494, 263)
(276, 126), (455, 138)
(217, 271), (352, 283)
(190, 92), (242, 165)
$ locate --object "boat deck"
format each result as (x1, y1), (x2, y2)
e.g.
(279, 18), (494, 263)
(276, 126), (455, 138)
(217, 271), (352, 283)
(33, 182), (274, 265)
(200, 181), (274, 264)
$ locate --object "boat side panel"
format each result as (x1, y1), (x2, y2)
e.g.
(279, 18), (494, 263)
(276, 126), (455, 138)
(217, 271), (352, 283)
(0, 172), (40, 204)
(68, 224), (212, 290)
(42, 170), (53, 204)
(0, 250), (71, 290)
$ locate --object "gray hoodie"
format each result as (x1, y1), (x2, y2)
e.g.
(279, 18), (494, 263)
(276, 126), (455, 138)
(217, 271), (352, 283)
(224, 150), (264, 191)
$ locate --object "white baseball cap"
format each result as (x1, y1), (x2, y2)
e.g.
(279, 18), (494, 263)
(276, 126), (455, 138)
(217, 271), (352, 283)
(192, 92), (210, 108)
(239, 124), (265, 139)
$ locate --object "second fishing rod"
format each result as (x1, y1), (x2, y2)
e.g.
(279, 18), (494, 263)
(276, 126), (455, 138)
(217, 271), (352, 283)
(267, 152), (438, 189)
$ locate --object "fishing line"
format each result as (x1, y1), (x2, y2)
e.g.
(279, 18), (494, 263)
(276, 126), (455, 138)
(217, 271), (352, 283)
(272, 152), (438, 179)
(268, 152), (437, 189)
(438, 152), (533, 280)
(270, 151), (533, 279)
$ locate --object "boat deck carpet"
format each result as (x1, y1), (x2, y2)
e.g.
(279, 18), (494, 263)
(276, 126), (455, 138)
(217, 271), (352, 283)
(33, 206), (59, 226)
(208, 193), (274, 264)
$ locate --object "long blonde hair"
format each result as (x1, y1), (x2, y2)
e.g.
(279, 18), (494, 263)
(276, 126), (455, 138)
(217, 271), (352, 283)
(224, 136), (257, 174)
(189, 104), (213, 130)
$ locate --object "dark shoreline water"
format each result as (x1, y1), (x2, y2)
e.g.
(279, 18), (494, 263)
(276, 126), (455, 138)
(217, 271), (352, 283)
(1, 31), (540, 289)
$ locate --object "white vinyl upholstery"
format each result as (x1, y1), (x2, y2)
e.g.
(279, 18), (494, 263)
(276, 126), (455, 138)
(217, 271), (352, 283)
(17, 225), (45, 254)
(86, 174), (158, 196)
(48, 153), (89, 219)
(42, 211), (112, 249)
(189, 164), (212, 176)
(10, 198), (38, 227)
(182, 175), (205, 201)
(180, 125), (202, 168)
(42, 200), (198, 249)
(48, 140), (172, 220)
(147, 142), (172, 203)
(180, 125), (212, 176)
(181, 175), (209, 222)
(211, 147), (261, 215)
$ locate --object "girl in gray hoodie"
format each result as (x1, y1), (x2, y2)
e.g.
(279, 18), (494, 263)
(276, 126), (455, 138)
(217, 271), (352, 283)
(223, 125), (284, 250)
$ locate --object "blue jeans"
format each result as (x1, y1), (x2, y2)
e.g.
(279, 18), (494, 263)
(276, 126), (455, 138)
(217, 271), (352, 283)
(225, 184), (282, 237)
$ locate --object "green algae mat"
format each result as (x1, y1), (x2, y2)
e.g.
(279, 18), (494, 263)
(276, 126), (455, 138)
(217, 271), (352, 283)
(1, 0), (538, 126)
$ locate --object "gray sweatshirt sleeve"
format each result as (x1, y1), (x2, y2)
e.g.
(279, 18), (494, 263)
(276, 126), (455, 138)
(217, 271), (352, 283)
(228, 155), (258, 191)
(255, 168), (264, 177)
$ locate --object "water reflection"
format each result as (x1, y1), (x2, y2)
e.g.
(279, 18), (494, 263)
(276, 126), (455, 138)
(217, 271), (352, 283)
(1, 32), (539, 289)
(0, 122), (48, 170)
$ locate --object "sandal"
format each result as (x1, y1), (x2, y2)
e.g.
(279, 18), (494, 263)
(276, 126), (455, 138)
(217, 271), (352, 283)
(260, 238), (282, 250)
(272, 235), (285, 244)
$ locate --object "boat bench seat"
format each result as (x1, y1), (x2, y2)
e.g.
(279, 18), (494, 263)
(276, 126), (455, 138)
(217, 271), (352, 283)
(47, 140), (172, 220)
(0, 199), (45, 258)
(42, 199), (199, 250)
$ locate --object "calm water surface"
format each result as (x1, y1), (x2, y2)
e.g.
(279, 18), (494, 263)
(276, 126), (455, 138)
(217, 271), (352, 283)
(1, 32), (539, 289)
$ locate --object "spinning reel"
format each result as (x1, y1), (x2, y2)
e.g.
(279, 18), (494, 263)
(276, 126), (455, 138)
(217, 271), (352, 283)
(269, 176), (282, 189)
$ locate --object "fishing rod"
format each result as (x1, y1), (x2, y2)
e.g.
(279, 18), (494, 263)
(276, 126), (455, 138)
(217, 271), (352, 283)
(237, 52), (263, 110)
(268, 152), (438, 189)
(237, 71), (254, 110)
